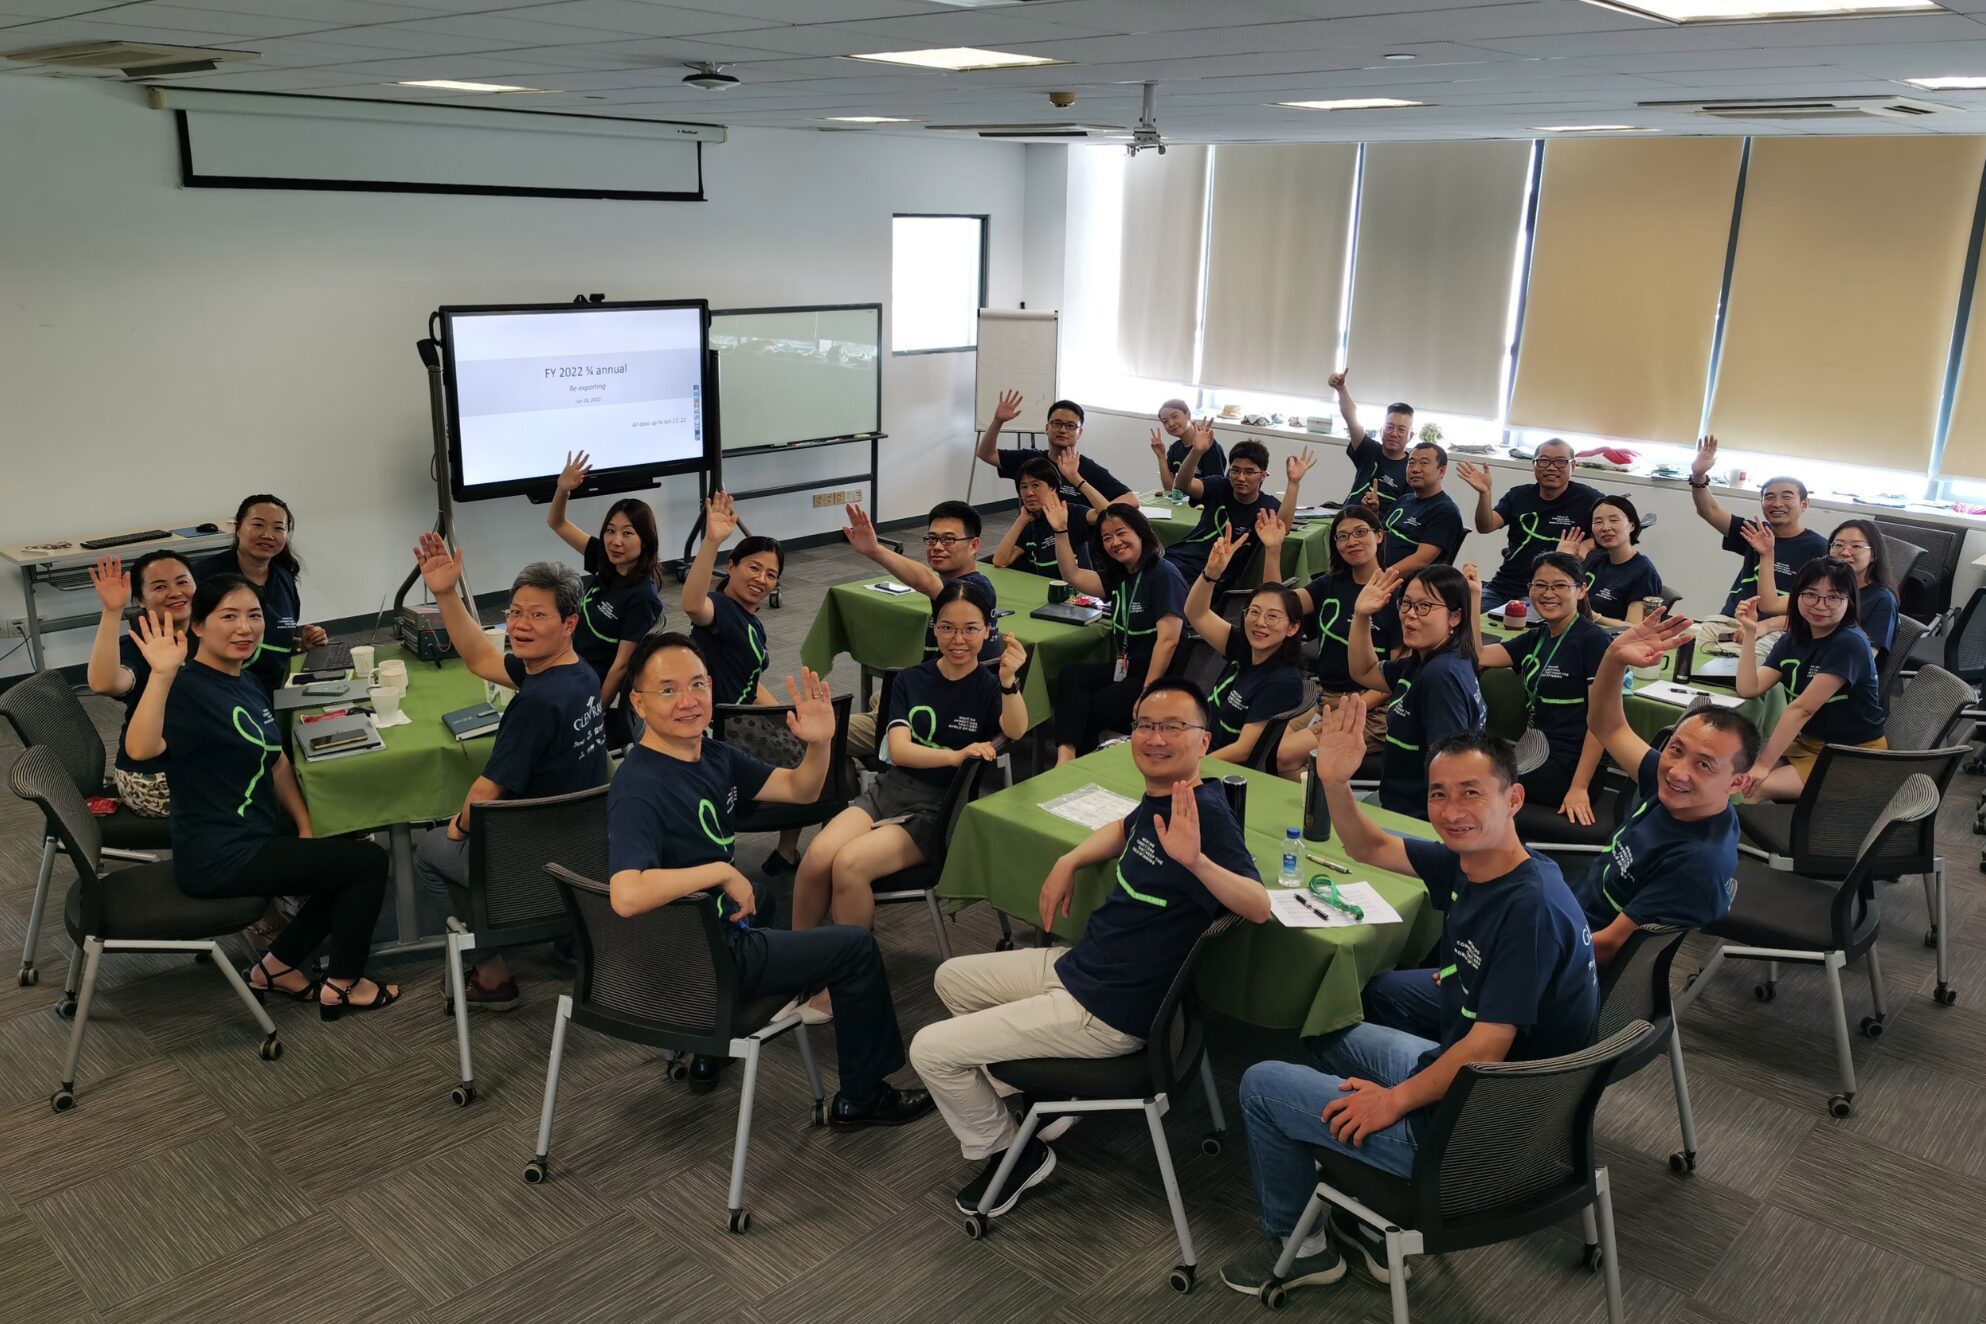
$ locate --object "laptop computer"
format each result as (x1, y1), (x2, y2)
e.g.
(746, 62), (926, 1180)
(1031, 601), (1104, 626)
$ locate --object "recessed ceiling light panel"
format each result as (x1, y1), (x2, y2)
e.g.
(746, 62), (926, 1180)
(1276, 97), (1425, 110)
(398, 79), (545, 92)
(1580, 0), (1935, 23)
(823, 115), (918, 123)
(847, 47), (1065, 70)
(1536, 123), (1659, 131)
(1907, 75), (1986, 89)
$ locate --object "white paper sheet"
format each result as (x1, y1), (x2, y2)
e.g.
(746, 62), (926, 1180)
(1138, 506), (1175, 521)
(1636, 680), (1744, 710)
(1269, 882), (1403, 929)
(1039, 783), (1142, 831)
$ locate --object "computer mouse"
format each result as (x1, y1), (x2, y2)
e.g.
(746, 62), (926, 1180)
(196, 522), (220, 533)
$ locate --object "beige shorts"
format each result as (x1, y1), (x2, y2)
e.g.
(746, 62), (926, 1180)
(1314, 689), (1388, 755)
(1785, 733), (1886, 783)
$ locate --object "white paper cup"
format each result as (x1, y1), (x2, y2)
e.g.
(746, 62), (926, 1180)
(369, 685), (402, 719)
(376, 659), (409, 694)
(349, 644), (376, 684)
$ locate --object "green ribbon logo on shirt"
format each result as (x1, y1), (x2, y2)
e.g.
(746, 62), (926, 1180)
(230, 705), (282, 818)
(698, 798), (735, 850)
(906, 704), (942, 748)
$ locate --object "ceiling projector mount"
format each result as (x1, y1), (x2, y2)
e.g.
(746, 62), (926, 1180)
(684, 61), (737, 91)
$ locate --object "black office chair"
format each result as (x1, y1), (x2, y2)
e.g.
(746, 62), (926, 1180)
(1597, 926), (1701, 1175)
(0, 669), (175, 987)
(1694, 775), (1940, 1117)
(869, 740), (1011, 958)
(8, 747), (280, 1112)
(864, 668), (1018, 791)
(966, 914), (1238, 1294)
(712, 693), (856, 836)
(1257, 1020), (1655, 1321)
(1878, 614), (1931, 704)
(1236, 679), (1319, 774)
(440, 785), (608, 1108)
(528, 864), (825, 1235)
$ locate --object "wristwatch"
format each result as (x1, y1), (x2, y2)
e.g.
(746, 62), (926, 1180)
(1000, 680), (1021, 695)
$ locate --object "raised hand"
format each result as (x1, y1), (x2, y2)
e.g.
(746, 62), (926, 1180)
(1051, 446), (1084, 486)
(1254, 507), (1286, 550)
(1151, 779), (1203, 870)
(705, 490), (740, 544)
(955, 741), (1000, 765)
(132, 609), (186, 672)
(89, 556), (130, 613)
(783, 669), (835, 744)
(1557, 530), (1595, 560)
(998, 633), (1027, 687)
(1191, 418), (1215, 452)
(1040, 490), (1070, 534)
(1354, 568), (1401, 618)
(1461, 562), (1482, 599)
(1734, 596), (1759, 637)
(1205, 526), (1245, 579)
(1312, 696), (1370, 784)
(1455, 461), (1492, 495)
(993, 389), (1023, 425)
(842, 503), (881, 558)
(1691, 435), (1719, 480)
(1608, 607), (1694, 670)
(1362, 488), (1380, 513)
(1286, 447), (1318, 482)
(1739, 519), (1774, 558)
(414, 531), (464, 596)
(556, 450), (592, 493)
(1327, 371), (1347, 392)
(1149, 428), (1167, 460)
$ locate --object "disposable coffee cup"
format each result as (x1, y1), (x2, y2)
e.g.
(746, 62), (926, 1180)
(369, 685), (402, 720)
(349, 644), (376, 684)
(375, 659), (408, 694)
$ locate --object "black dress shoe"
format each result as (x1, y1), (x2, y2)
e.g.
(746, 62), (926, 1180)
(687, 1054), (729, 1094)
(827, 1085), (935, 1131)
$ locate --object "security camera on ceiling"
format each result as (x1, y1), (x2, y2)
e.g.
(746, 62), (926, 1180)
(683, 62), (737, 91)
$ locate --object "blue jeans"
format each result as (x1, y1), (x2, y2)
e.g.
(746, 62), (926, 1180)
(1240, 969), (1446, 1237)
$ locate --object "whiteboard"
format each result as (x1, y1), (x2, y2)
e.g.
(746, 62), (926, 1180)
(975, 310), (1060, 434)
(712, 305), (881, 453)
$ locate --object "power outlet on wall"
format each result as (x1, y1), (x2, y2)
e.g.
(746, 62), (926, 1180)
(811, 489), (865, 509)
(3, 618), (25, 639)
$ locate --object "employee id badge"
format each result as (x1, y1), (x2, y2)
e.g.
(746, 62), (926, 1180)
(1113, 650), (1129, 684)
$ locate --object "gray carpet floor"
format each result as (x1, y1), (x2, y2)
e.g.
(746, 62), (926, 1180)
(4, 514), (1986, 1323)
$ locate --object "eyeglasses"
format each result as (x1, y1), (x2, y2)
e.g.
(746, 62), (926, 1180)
(1533, 457), (1572, 471)
(504, 607), (559, 624)
(1131, 719), (1207, 737)
(933, 622), (987, 639)
(633, 678), (710, 700)
(1829, 540), (1870, 555)
(1228, 466), (1264, 479)
(1243, 608), (1288, 625)
(1798, 591), (1848, 608)
(923, 533), (967, 548)
(1333, 528), (1375, 545)
(1398, 598), (1446, 619)
(1045, 419), (1081, 431)
(1527, 580), (1578, 595)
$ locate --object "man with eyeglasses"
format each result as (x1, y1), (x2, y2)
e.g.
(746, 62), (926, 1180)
(1456, 440), (1601, 612)
(1165, 438), (1298, 580)
(1377, 441), (1465, 574)
(1330, 372), (1413, 511)
(977, 390), (1134, 524)
(911, 679), (1270, 1222)
(1687, 436), (1830, 617)
(412, 539), (611, 1011)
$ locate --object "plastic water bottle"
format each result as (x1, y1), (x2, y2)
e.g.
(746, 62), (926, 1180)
(1622, 668), (1636, 696)
(1281, 828), (1302, 886)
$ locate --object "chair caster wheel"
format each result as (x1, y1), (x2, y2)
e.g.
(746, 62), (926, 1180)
(1582, 1244), (1604, 1273)
(1169, 1265), (1196, 1293)
(522, 1159), (548, 1184)
(1926, 928), (1939, 948)
(1201, 1135), (1223, 1157)
(192, 951), (211, 964)
(18, 965), (37, 987)
(811, 1099), (829, 1127)
(995, 938), (1015, 952)
(728, 1208), (751, 1235)
(769, 590), (782, 610)
(667, 1057), (690, 1082)
(1861, 1015), (1885, 1038)
(1260, 1281), (1289, 1311)
(49, 1087), (74, 1113)
(1753, 982), (1775, 1003)
(1669, 1150), (1696, 1175)
(259, 1034), (282, 1062)
(1829, 1094), (1853, 1119)
(963, 1212), (987, 1240)
(452, 1083), (476, 1107)
(1935, 984), (1957, 1006)
(55, 998), (76, 1019)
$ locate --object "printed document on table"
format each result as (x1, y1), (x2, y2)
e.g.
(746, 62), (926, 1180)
(1138, 506), (1175, 521)
(1269, 883), (1403, 929)
(1039, 784), (1142, 831)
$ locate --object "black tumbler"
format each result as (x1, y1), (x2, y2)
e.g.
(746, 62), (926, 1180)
(1303, 752), (1332, 843)
(1221, 774), (1249, 830)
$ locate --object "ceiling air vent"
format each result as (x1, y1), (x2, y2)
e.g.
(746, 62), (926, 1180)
(924, 122), (1122, 140)
(4, 41), (257, 77)
(1640, 94), (1958, 121)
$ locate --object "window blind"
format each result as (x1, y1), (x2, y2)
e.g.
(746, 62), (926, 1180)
(1116, 145), (1209, 384)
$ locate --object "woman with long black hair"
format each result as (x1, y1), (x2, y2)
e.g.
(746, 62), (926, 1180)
(193, 494), (326, 695)
(548, 450), (666, 746)
(1348, 564), (1487, 818)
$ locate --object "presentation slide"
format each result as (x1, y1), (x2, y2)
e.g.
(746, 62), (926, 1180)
(448, 306), (705, 489)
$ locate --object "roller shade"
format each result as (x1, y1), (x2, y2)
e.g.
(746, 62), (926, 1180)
(1934, 220), (1986, 480)
(1508, 137), (1743, 445)
(1117, 145), (1209, 383)
(1199, 144), (1358, 398)
(1345, 140), (1531, 418)
(1709, 135), (1986, 468)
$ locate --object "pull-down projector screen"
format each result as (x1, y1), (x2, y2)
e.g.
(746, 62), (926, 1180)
(150, 88), (710, 200)
(441, 300), (711, 503)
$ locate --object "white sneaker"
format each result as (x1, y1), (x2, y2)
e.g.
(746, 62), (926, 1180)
(1036, 1113), (1080, 1143)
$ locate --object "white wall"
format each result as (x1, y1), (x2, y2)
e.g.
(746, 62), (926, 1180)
(1021, 144), (1066, 319)
(0, 78), (1032, 673)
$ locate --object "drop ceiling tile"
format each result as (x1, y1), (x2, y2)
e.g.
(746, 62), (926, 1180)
(1714, 11), (1985, 47)
(458, 0), (783, 38)
(1817, 36), (1986, 74)
(0, 15), (268, 43)
(1012, 0), (1322, 30)
(671, 0), (947, 19)
(0, 0), (164, 16)
(370, 11), (611, 44)
(167, 0), (451, 24)
(1385, 0), (1657, 41)
(1464, 27), (1747, 57)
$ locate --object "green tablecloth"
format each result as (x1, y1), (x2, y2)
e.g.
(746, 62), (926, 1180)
(1134, 491), (1334, 583)
(937, 744), (1445, 1038)
(798, 564), (1112, 730)
(290, 644), (493, 838)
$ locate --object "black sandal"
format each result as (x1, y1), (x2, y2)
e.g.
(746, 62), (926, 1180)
(244, 956), (319, 1005)
(319, 977), (401, 1022)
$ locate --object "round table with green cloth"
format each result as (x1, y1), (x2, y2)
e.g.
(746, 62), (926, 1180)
(1134, 492), (1336, 582)
(798, 564), (1112, 730)
(937, 743), (1445, 1039)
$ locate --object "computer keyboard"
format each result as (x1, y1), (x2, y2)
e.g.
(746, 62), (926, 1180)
(80, 529), (170, 551)
(302, 642), (352, 673)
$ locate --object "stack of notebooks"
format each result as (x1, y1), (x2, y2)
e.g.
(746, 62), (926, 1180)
(298, 712), (384, 762)
(442, 702), (502, 741)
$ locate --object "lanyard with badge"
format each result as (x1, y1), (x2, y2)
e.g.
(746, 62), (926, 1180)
(1110, 571), (1147, 683)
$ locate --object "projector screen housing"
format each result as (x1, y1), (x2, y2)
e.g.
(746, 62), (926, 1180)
(440, 299), (712, 503)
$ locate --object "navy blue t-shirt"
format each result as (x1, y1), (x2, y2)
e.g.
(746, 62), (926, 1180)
(1500, 616), (1610, 765)
(1166, 476), (1281, 577)
(1104, 558), (1187, 679)
(995, 448), (1130, 511)
(114, 634), (169, 775)
(1057, 783), (1256, 1036)
(1301, 572), (1398, 691)
(1379, 490), (1464, 569)
(484, 655), (609, 799)
(885, 658), (1005, 790)
(1485, 482), (1601, 599)
(921, 570), (1004, 664)
(192, 552), (300, 695)
(1167, 437), (1227, 482)
(1858, 584), (1899, 655)
(608, 738), (774, 922)
(578, 536), (665, 686)
(1010, 513), (1091, 578)
(1346, 437), (1409, 509)
(1378, 651), (1487, 817)
(691, 590), (771, 707)
(1210, 630), (1305, 751)
(1583, 551), (1664, 620)
(1574, 750), (1737, 933)
(1765, 626), (1886, 744)
(1403, 839), (1599, 1062)
(163, 660), (288, 892)
(1720, 523), (1829, 617)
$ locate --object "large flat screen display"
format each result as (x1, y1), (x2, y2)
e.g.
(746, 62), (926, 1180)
(441, 300), (710, 501)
